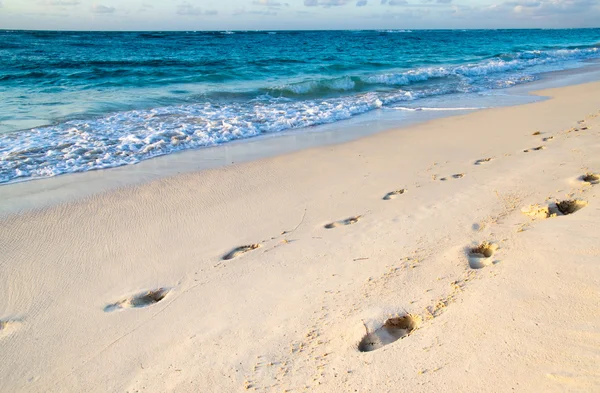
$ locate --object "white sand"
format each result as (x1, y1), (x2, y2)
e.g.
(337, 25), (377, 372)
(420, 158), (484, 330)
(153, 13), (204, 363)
(1, 81), (600, 392)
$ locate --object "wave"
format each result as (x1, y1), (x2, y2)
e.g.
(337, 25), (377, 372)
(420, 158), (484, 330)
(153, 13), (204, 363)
(264, 46), (600, 96)
(377, 30), (413, 33)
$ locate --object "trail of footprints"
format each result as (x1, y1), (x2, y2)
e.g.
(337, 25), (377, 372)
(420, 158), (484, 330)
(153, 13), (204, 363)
(3, 115), (598, 391)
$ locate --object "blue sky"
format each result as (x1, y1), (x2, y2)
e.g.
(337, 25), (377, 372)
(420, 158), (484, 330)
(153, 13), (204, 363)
(0, 0), (599, 30)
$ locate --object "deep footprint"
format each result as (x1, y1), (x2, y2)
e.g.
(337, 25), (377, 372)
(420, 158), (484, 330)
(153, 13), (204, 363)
(223, 244), (261, 260)
(325, 216), (361, 229)
(468, 241), (498, 269)
(105, 288), (169, 312)
(474, 158), (493, 165)
(358, 314), (420, 352)
(383, 189), (406, 200)
(453, 173), (465, 179)
(556, 199), (587, 215)
(582, 173), (599, 185)
(521, 199), (587, 219)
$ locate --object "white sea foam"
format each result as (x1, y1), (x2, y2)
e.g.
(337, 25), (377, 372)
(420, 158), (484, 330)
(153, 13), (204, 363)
(0, 92), (395, 183)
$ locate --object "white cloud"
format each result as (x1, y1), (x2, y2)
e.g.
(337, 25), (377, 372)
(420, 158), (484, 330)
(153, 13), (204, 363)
(177, 2), (218, 16)
(91, 5), (115, 14)
(252, 0), (287, 6)
(39, 0), (81, 5)
(486, 0), (599, 18)
(304, 0), (351, 6)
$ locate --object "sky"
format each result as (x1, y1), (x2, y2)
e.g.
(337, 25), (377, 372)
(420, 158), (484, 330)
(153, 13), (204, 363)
(0, 0), (599, 31)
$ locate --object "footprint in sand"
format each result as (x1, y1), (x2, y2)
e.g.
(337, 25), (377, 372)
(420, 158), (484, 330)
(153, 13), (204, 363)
(222, 244), (261, 260)
(523, 146), (545, 153)
(522, 199), (588, 219)
(582, 173), (599, 185)
(0, 319), (21, 338)
(452, 173), (465, 179)
(104, 288), (170, 312)
(383, 189), (406, 200)
(555, 199), (588, 215)
(474, 157), (493, 165)
(542, 136), (554, 142)
(324, 216), (361, 229)
(358, 314), (420, 352)
(467, 241), (498, 269)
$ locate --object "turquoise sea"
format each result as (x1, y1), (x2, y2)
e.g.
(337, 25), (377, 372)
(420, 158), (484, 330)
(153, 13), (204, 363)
(1, 29), (599, 183)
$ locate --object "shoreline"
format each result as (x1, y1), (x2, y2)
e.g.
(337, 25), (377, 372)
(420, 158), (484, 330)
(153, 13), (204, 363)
(3, 61), (600, 216)
(1, 79), (600, 392)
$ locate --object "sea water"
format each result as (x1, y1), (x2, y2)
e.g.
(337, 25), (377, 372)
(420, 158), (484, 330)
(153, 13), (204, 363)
(0, 29), (599, 183)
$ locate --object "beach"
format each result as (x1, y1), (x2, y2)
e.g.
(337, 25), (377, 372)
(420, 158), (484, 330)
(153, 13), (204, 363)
(1, 80), (600, 392)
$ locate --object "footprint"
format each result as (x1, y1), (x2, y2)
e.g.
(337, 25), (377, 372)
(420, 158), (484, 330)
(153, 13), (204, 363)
(532, 131), (541, 135)
(582, 173), (599, 185)
(522, 199), (587, 219)
(439, 177), (448, 181)
(555, 199), (587, 215)
(104, 288), (170, 312)
(0, 319), (21, 338)
(474, 158), (493, 165)
(358, 314), (420, 352)
(452, 173), (465, 179)
(222, 244), (261, 260)
(324, 216), (361, 229)
(524, 146), (545, 152)
(542, 136), (554, 142)
(468, 241), (498, 269)
(383, 189), (406, 200)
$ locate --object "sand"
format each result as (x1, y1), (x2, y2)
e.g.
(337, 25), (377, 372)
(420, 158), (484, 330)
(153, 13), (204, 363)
(1, 81), (600, 392)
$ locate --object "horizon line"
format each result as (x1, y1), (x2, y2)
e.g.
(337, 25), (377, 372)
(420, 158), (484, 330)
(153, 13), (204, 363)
(2, 27), (600, 33)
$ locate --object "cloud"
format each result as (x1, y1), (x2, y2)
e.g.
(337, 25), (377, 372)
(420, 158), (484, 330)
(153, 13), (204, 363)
(233, 7), (278, 15)
(304, 0), (351, 6)
(39, 0), (81, 5)
(177, 2), (218, 15)
(91, 4), (115, 13)
(487, 0), (599, 18)
(381, 0), (409, 5)
(252, 0), (288, 6)
(0, 1), (3, 7)
(356, 0), (368, 5)
(436, 0), (452, 3)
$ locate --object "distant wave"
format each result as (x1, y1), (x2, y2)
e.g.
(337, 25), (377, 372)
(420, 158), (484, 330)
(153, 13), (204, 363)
(377, 30), (413, 33)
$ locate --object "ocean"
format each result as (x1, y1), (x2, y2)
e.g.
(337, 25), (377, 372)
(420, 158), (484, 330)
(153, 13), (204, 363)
(1, 29), (599, 184)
